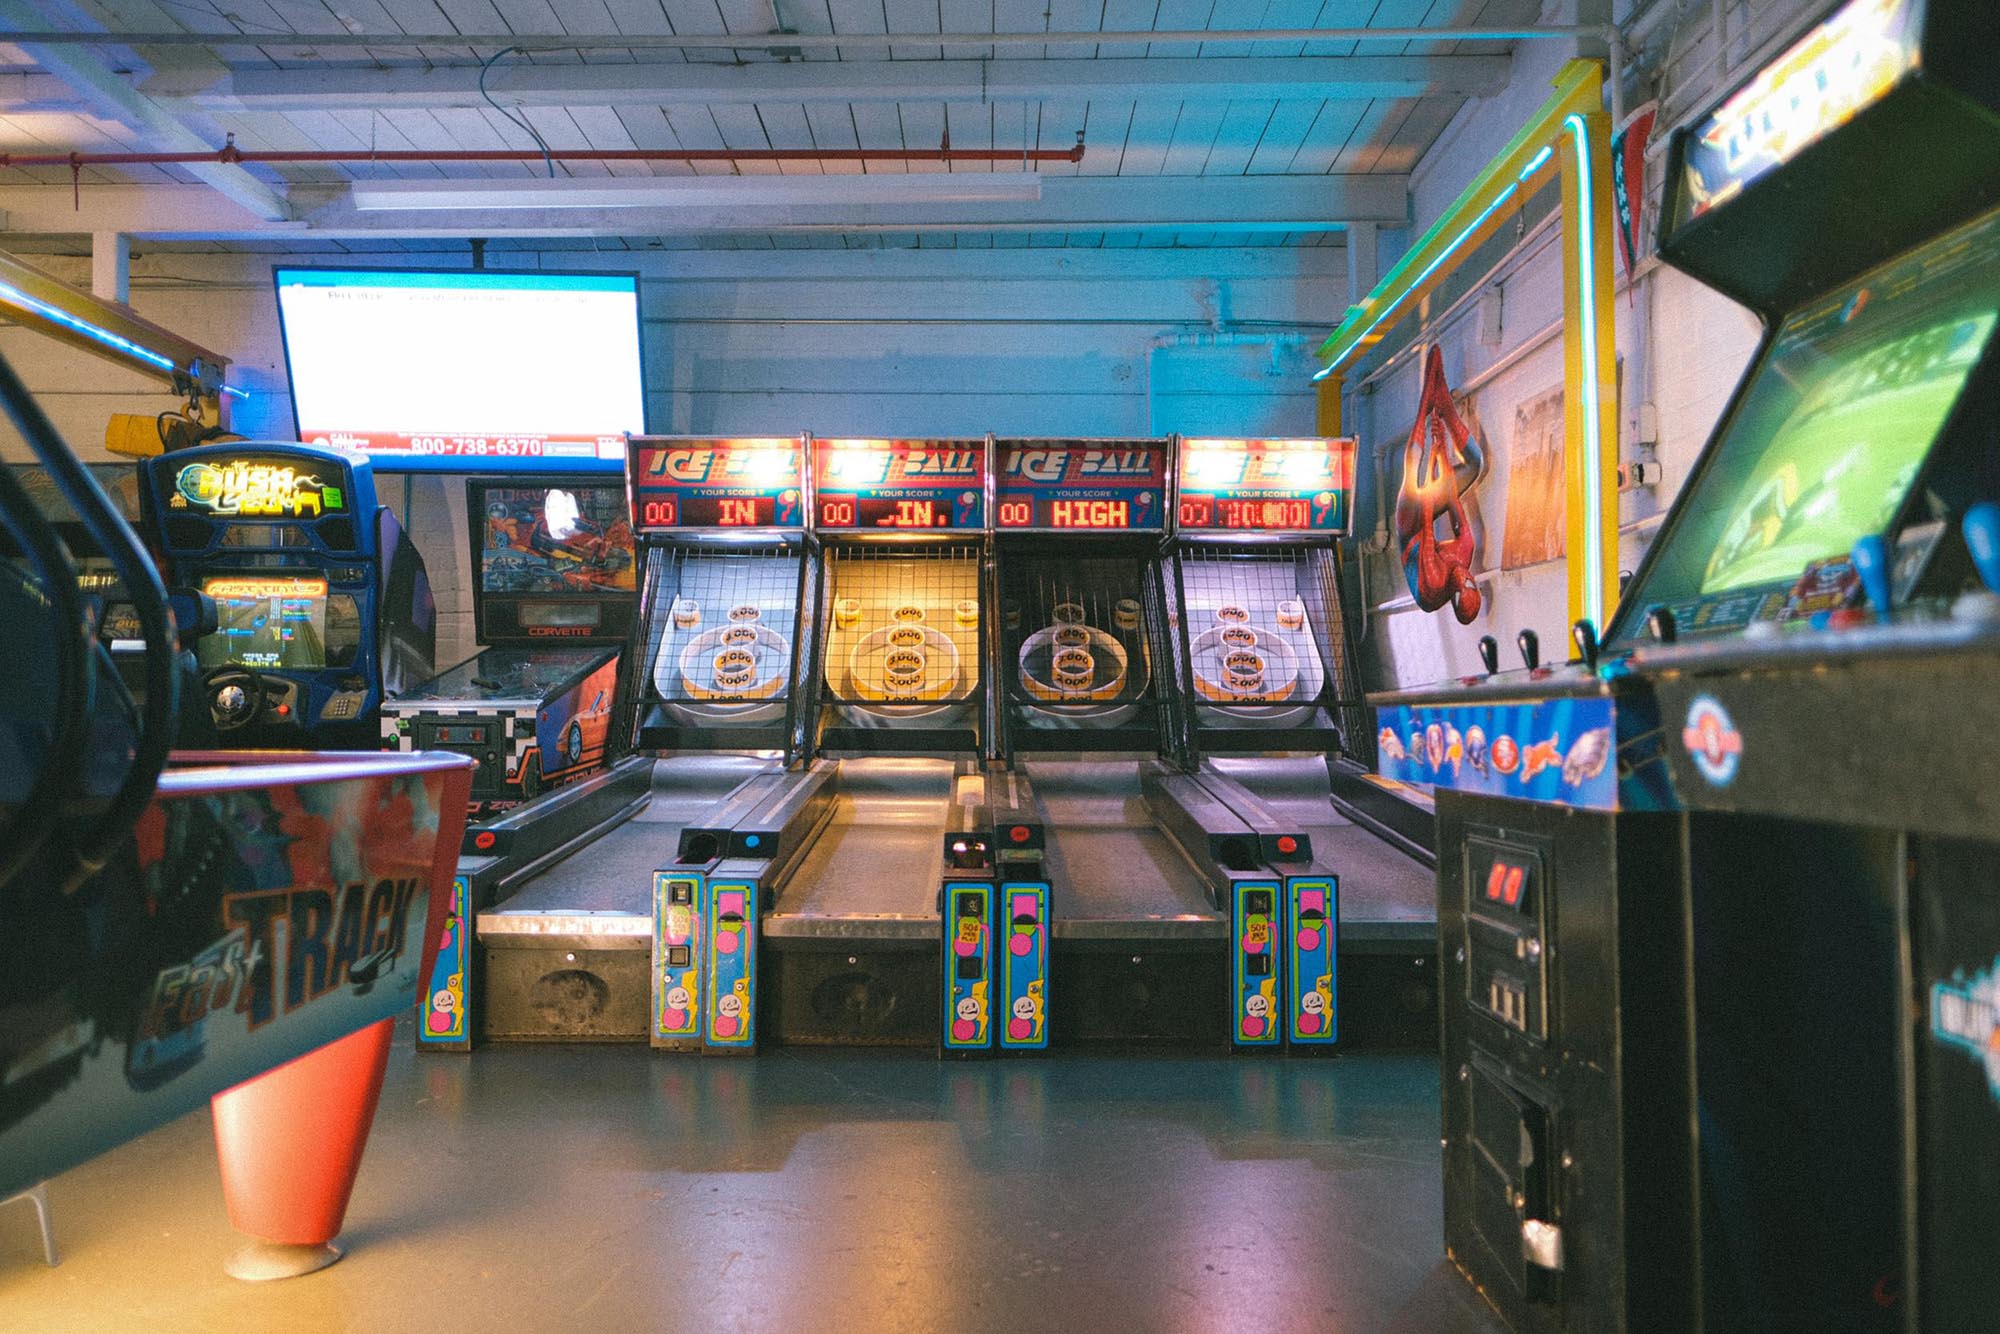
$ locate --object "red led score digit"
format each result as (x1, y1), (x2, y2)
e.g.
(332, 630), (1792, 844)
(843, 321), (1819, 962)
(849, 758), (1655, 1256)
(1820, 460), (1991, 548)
(1178, 497), (1214, 527)
(642, 498), (678, 527)
(997, 500), (1033, 527)
(822, 500), (855, 526)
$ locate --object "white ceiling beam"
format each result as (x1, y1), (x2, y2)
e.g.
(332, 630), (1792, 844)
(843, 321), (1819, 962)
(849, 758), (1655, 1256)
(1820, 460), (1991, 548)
(0, 2), (291, 222)
(180, 54), (1509, 114)
(0, 174), (1407, 239)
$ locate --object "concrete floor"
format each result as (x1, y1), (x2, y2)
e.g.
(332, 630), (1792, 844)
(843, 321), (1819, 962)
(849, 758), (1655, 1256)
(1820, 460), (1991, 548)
(0, 1023), (1501, 1334)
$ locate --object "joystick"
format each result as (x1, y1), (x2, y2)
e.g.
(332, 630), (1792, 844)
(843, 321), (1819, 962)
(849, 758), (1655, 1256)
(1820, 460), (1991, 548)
(1646, 605), (1677, 645)
(1517, 629), (1540, 671)
(1850, 534), (1891, 622)
(1478, 635), (1499, 676)
(1572, 619), (1599, 671)
(1952, 502), (2000, 622)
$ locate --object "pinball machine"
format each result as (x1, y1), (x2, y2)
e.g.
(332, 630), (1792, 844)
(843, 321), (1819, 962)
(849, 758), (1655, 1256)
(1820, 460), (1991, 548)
(138, 441), (434, 749)
(1371, 1), (2000, 1327)
(384, 476), (636, 812)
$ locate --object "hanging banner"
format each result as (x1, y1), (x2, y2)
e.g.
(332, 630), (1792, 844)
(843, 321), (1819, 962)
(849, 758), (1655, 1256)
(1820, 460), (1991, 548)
(1395, 345), (1489, 624)
(1612, 104), (1658, 291)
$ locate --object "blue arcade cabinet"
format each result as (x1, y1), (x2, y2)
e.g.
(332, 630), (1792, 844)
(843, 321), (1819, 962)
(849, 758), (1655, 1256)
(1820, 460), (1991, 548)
(141, 440), (434, 747)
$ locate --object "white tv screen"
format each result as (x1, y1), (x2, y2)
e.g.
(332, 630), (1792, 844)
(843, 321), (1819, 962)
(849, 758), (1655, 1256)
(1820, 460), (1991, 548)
(274, 267), (646, 473)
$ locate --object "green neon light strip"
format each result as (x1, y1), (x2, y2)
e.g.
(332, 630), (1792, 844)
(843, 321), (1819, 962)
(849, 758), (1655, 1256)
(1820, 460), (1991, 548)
(1564, 111), (1605, 631)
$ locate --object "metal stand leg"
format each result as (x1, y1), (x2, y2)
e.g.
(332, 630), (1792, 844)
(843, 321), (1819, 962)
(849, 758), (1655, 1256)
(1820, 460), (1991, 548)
(3, 1182), (58, 1267)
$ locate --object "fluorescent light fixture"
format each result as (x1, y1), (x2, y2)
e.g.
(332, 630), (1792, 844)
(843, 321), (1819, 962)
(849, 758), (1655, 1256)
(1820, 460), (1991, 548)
(1565, 112), (1606, 632)
(349, 173), (1044, 212)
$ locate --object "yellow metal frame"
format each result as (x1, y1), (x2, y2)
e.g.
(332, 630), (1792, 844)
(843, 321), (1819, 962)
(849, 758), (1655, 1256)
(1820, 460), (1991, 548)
(1314, 59), (1619, 631)
(0, 248), (232, 422)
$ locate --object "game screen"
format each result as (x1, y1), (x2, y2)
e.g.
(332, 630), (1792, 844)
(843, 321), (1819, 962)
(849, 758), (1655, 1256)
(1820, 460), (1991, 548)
(478, 484), (636, 595)
(198, 576), (330, 669)
(1619, 206), (2000, 644)
(274, 268), (645, 472)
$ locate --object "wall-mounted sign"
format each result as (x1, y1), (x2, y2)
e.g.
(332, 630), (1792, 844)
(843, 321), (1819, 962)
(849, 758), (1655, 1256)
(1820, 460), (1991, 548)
(628, 437), (804, 532)
(811, 438), (986, 531)
(995, 439), (1169, 532)
(170, 458), (348, 519)
(1674, 0), (1919, 225)
(1176, 437), (1355, 534)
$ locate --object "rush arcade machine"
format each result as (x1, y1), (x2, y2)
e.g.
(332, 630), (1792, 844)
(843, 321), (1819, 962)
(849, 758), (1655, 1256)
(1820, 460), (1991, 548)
(1168, 437), (1433, 1050)
(141, 441), (434, 748)
(1627, 0), (2000, 1326)
(757, 437), (997, 1049)
(383, 477), (636, 812)
(465, 437), (824, 1048)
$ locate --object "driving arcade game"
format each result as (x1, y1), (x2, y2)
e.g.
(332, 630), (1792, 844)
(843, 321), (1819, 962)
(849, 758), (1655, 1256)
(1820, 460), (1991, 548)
(140, 441), (434, 748)
(0, 350), (474, 1282)
(1169, 437), (1437, 1045)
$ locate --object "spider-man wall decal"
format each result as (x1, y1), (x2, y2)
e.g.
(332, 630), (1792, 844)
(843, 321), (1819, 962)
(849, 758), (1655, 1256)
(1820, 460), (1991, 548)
(1396, 345), (1489, 624)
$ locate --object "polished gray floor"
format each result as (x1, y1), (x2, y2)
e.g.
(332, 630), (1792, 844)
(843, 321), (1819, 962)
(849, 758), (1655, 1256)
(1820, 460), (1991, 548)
(0, 1024), (1501, 1333)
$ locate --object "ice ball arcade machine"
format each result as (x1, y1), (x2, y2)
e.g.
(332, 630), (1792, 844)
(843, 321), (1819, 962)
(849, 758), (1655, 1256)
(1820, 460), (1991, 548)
(1169, 437), (1372, 1051)
(383, 476), (635, 812)
(142, 444), (433, 747)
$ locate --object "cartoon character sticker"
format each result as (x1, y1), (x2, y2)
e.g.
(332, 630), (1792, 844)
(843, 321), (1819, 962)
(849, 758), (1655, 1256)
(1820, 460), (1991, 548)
(1491, 734), (1520, 775)
(1008, 980), (1046, 1044)
(419, 879), (468, 1043)
(1464, 725), (1489, 775)
(659, 973), (696, 1035)
(1242, 980), (1277, 1040)
(1520, 736), (1563, 782)
(1682, 695), (1744, 787)
(712, 979), (750, 1040)
(1297, 981), (1334, 1037)
(952, 980), (989, 1045)
(1378, 728), (1407, 761)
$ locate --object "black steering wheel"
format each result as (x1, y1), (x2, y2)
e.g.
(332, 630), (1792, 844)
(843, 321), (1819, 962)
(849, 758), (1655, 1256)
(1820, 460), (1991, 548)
(201, 663), (269, 732)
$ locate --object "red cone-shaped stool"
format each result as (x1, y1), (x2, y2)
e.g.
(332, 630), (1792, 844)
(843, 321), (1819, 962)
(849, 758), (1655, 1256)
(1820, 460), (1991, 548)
(210, 1017), (394, 1280)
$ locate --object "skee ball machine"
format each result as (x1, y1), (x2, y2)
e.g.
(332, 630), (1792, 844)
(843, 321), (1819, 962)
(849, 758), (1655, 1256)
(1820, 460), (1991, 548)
(1169, 437), (1361, 1051)
(140, 441), (434, 748)
(383, 476), (636, 813)
(989, 437), (1179, 1050)
(755, 437), (995, 1050)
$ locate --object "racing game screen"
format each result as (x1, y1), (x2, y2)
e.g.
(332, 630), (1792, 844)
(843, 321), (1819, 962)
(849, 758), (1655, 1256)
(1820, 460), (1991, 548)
(478, 483), (637, 596)
(199, 576), (329, 669)
(1619, 208), (2000, 642)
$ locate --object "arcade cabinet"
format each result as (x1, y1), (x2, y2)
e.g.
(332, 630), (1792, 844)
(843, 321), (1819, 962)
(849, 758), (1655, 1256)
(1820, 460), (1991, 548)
(1167, 437), (1436, 1045)
(1624, 0), (2000, 1325)
(758, 436), (995, 1048)
(1377, 1), (2000, 1327)
(383, 476), (636, 811)
(140, 441), (434, 748)
(466, 437), (826, 1046)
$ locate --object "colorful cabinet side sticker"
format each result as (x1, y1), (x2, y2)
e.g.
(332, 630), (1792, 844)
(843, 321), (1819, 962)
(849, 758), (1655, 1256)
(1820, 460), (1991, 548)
(653, 872), (704, 1049)
(417, 874), (470, 1049)
(1287, 877), (1338, 1046)
(1232, 880), (1282, 1049)
(998, 882), (1050, 1052)
(704, 881), (755, 1051)
(943, 882), (994, 1053)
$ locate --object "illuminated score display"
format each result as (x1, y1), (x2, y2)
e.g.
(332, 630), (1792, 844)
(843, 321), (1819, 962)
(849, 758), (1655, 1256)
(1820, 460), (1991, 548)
(812, 439), (986, 530)
(1175, 438), (1357, 534)
(994, 440), (1168, 532)
(628, 437), (804, 532)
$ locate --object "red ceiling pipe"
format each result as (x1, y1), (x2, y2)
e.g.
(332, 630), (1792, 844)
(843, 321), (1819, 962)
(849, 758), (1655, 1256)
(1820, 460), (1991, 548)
(0, 144), (1085, 169)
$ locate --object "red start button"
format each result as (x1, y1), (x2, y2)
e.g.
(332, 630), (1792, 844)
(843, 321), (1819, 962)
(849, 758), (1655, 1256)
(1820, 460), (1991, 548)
(1009, 825), (1032, 844)
(474, 831), (497, 850)
(1275, 836), (1299, 855)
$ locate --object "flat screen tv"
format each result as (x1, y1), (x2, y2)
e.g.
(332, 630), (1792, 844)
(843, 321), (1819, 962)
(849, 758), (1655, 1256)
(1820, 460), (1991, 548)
(273, 267), (646, 473)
